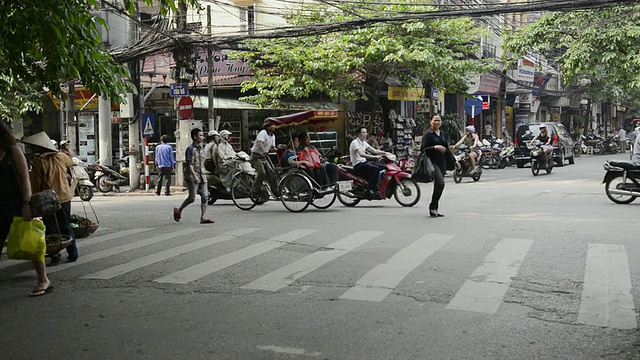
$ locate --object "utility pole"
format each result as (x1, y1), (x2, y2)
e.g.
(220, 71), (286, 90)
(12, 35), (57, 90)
(128, 3), (141, 190)
(174, 0), (191, 187)
(67, 80), (75, 153)
(207, 5), (215, 131)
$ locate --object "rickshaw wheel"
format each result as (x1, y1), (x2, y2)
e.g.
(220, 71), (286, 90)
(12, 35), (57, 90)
(311, 187), (337, 209)
(279, 173), (312, 212)
(231, 172), (257, 211)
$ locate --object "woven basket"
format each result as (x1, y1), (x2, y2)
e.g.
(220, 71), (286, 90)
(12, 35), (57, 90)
(72, 223), (99, 239)
(45, 234), (72, 256)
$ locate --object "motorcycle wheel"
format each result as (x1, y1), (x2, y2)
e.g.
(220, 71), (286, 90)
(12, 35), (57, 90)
(338, 187), (361, 207)
(394, 178), (421, 207)
(96, 175), (113, 193)
(531, 160), (540, 176)
(453, 169), (463, 183)
(574, 146), (582, 158)
(279, 173), (312, 213)
(231, 172), (258, 211)
(605, 174), (637, 204)
(78, 185), (93, 201)
(311, 187), (337, 209)
(594, 144), (603, 155)
(481, 156), (492, 169)
(472, 173), (481, 182)
(546, 162), (553, 174)
(497, 159), (507, 169)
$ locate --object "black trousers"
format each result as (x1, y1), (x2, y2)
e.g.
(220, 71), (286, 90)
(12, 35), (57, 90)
(430, 166), (445, 211)
(156, 167), (172, 195)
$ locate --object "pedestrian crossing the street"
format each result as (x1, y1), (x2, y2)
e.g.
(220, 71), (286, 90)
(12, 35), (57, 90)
(2, 227), (637, 330)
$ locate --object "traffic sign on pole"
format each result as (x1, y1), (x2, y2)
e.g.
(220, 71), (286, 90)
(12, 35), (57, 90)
(142, 113), (155, 138)
(178, 96), (194, 119)
(464, 98), (483, 117)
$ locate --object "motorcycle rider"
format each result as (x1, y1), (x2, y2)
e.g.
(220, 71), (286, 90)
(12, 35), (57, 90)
(531, 123), (552, 165)
(204, 130), (220, 177)
(453, 125), (481, 173)
(215, 130), (237, 192)
(632, 126), (640, 164)
(349, 126), (392, 198)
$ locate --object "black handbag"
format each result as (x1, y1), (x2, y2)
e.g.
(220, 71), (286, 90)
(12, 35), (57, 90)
(412, 151), (436, 183)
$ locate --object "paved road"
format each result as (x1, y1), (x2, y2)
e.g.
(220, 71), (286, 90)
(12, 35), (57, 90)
(2, 153), (639, 359)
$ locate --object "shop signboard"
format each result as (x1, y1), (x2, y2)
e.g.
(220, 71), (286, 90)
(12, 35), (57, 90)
(388, 87), (424, 101)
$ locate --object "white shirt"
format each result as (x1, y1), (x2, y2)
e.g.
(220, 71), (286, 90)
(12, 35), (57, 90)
(633, 135), (640, 164)
(619, 129), (627, 139)
(251, 129), (275, 155)
(350, 138), (371, 165)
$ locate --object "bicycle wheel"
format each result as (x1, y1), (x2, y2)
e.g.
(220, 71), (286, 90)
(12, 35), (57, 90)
(311, 187), (337, 209)
(279, 173), (312, 212)
(231, 172), (257, 210)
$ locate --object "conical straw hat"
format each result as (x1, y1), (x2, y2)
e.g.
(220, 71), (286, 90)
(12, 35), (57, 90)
(21, 132), (59, 152)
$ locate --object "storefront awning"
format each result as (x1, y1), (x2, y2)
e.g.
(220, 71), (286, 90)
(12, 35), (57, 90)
(192, 95), (338, 111)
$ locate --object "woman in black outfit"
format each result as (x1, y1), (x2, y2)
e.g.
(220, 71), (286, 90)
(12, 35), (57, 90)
(420, 115), (448, 217)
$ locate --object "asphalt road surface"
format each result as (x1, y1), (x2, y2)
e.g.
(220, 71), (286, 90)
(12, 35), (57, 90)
(2, 153), (640, 359)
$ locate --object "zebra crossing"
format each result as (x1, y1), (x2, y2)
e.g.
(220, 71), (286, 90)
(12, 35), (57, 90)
(2, 226), (637, 330)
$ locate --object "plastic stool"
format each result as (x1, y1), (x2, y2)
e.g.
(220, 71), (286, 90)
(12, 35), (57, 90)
(586, 146), (594, 155)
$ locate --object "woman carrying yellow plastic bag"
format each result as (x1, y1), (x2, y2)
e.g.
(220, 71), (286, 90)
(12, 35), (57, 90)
(6, 217), (46, 262)
(0, 123), (52, 297)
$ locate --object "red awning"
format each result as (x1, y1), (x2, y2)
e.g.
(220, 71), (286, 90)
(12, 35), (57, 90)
(266, 110), (338, 129)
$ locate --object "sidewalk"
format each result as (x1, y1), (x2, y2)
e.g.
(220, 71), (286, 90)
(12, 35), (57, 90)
(96, 186), (188, 197)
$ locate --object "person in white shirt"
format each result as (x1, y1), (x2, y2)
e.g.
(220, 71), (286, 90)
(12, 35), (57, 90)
(349, 126), (392, 197)
(250, 120), (279, 198)
(618, 127), (627, 153)
(216, 130), (237, 191)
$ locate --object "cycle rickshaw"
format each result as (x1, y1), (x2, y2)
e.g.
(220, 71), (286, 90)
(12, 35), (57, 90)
(230, 110), (339, 212)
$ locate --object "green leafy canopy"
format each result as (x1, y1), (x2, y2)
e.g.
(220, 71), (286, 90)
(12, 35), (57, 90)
(502, 5), (640, 105)
(0, 0), (196, 120)
(233, 0), (494, 108)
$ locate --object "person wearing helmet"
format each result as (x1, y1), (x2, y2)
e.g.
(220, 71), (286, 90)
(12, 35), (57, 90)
(453, 125), (482, 173)
(531, 123), (552, 163)
(215, 129), (237, 191)
(59, 140), (72, 158)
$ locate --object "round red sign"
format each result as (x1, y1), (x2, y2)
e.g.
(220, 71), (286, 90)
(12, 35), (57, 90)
(178, 96), (194, 119)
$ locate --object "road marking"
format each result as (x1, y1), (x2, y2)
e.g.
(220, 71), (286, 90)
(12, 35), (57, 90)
(155, 229), (317, 284)
(81, 228), (260, 279)
(0, 228), (155, 270)
(14, 228), (204, 277)
(446, 238), (533, 314)
(77, 228), (155, 248)
(578, 244), (637, 329)
(242, 231), (384, 292)
(340, 233), (453, 302)
(257, 345), (322, 357)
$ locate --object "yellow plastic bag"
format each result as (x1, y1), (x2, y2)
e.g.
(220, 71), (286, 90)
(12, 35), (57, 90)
(6, 217), (46, 262)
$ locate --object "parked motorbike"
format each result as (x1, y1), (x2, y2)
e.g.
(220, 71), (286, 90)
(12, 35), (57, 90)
(70, 157), (94, 201)
(94, 159), (129, 193)
(495, 138), (515, 168)
(480, 139), (500, 169)
(452, 144), (482, 183)
(602, 160), (640, 204)
(528, 140), (553, 176)
(594, 135), (619, 155)
(336, 154), (420, 207)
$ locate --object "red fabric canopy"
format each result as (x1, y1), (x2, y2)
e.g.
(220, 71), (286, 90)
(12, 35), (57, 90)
(266, 110), (338, 129)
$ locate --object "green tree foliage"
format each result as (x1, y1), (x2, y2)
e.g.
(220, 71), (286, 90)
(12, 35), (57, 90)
(235, 1), (493, 110)
(0, 0), (196, 120)
(502, 5), (640, 105)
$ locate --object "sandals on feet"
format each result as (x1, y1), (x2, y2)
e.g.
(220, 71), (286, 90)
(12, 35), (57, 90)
(29, 285), (54, 297)
(200, 219), (215, 224)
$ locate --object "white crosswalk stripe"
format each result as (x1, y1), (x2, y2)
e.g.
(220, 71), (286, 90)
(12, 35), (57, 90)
(5, 226), (637, 329)
(339, 233), (453, 302)
(578, 243), (637, 329)
(13, 228), (204, 277)
(446, 238), (533, 314)
(242, 231), (383, 292)
(155, 229), (318, 284)
(82, 228), (260, 280)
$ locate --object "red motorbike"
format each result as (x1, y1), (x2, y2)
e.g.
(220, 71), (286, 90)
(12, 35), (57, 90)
(336, 155), (421, 207)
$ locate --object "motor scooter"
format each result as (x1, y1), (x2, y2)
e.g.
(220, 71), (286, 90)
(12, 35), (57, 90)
(452, 144), (482, 183)
(70, 157), (94, 201)
(336, 154), (420, 207)
(94, 160), (129, 193)
(603, 160), (640, 204)
(529, 140), (553, 176)
(208, 152), (255, 204)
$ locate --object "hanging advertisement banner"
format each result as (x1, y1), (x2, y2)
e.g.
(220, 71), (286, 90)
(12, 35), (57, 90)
(387, 87), (424, 101)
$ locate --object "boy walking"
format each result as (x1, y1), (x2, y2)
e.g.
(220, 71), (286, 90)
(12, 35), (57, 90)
(173, 128), (214, 224)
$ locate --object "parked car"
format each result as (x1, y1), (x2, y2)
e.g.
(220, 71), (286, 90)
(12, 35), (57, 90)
(513, 122), (575, 168)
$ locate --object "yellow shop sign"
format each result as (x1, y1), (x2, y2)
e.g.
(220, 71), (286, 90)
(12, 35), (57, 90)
(388, 87), (424, 101)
